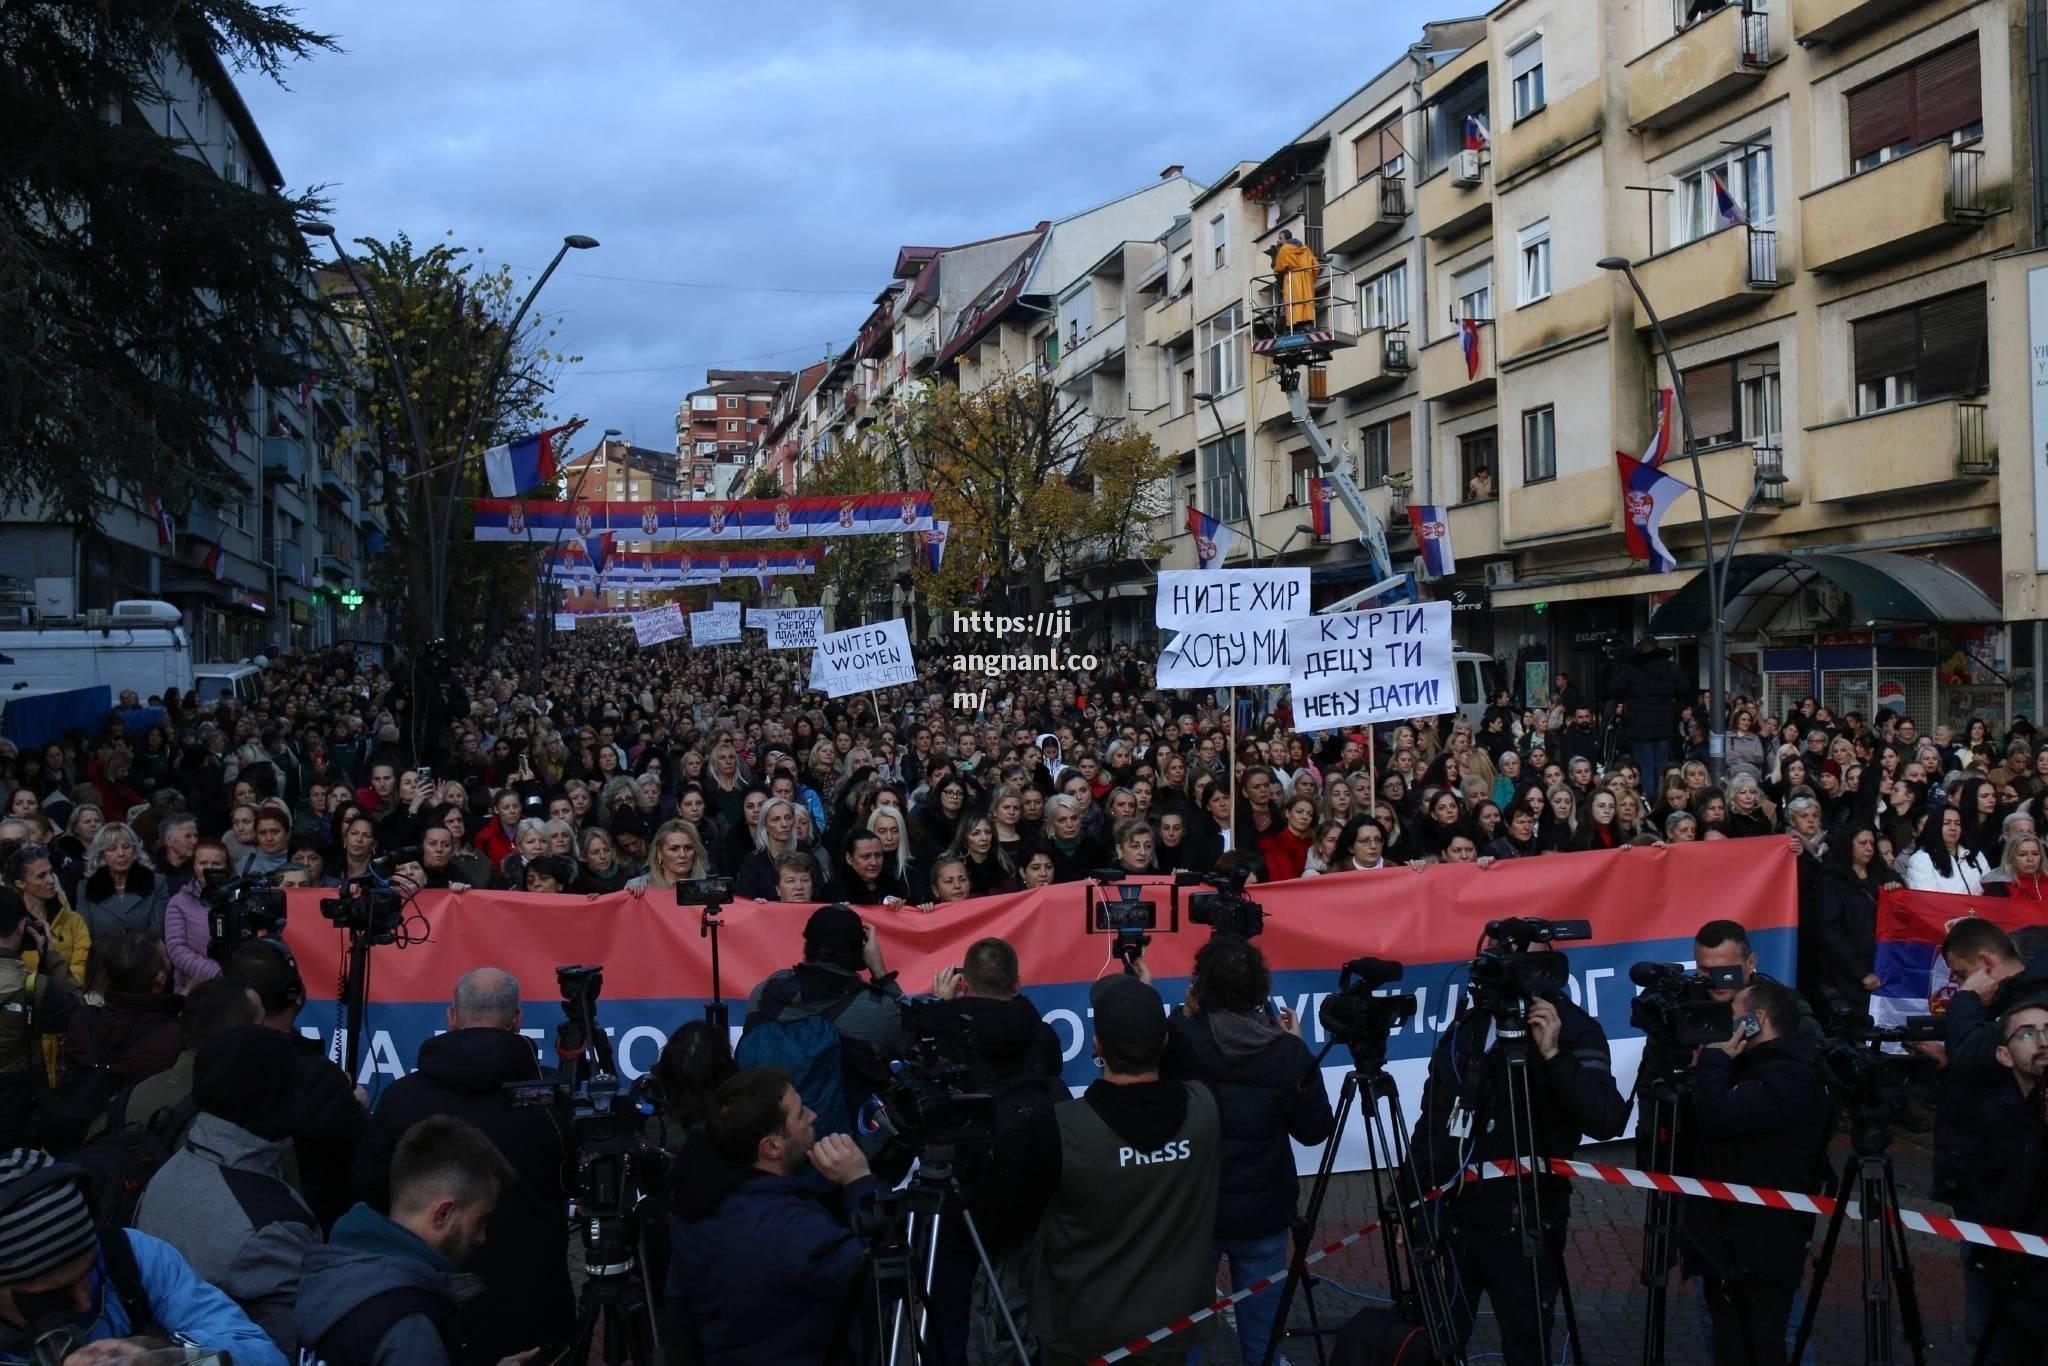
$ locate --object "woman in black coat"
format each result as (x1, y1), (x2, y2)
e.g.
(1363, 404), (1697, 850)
(1817, 824), (1900, 1014)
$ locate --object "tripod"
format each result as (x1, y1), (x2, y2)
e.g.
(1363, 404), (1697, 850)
(1790, 1108), (1929, 1366)
(1482, 1015), (1587, 1366)
(700, 903), (731, 1033)
(869, 1142), (1029, 1366)
(1634, 1067), (1691, 1366)
(1263, 1057), (1464, 1366)
(566, 1202), (665, 1366)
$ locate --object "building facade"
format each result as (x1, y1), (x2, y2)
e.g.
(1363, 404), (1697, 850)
(676, 369), (788, 500)
(556, 437), (681, 611)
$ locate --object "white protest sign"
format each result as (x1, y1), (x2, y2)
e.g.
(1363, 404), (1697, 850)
(629, 604), (687, 648)
(1287, 600), (1456, 731)
(552, 614), (576, 632)
(690, 602), (743, 645)
(1154, 568), (1308, 687)
(809, 619), (916, 698)
(750, 606), (825, 650)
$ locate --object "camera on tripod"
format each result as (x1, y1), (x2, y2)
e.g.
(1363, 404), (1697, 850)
(201, 870), (288, 964)
(1318, 956), (1417, 1073)
(1090, 871), (1161, 975)
(676, 876), (733, 911)
(861, 997), (996, 1168)
(1178, 859), (1264, 938)
(1467, 917), (1590, 1031)
(1628, 961), (1745, 1051)
(318, 847), (417, 944)
(1818, 1007), (1942, 1117)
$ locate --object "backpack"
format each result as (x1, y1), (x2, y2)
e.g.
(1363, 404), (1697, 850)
(31, 1007), (121, 1156)
(309, 1284), (456, 1366)
(66, 1091), (198, 1230)
(736, 974), (865, 1137)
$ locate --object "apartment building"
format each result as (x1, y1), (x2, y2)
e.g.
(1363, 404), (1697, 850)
(677, 369), (788, 500)
(1379, 0), (2033, 728)
(0, 44), (382, 659)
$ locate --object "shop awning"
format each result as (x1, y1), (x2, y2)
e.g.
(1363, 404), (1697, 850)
(1646, 551), (2001, 637)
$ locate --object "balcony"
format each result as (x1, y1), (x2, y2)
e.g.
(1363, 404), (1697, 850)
(1804, 397), (1993, 502)
(1322, 328), (1414, 399)
(1499, 279), (1612, 364)
(177, 504), (225, 544)
(1325, 175), (1409, 257)
(1626, 3), (1772, 131)
(1801, 143), (1988, 274)
(317, 551), (353, 580)
(259, 437), (300, 484)
(1662, 441), (1796, 526)
(264, 540), (305, 581)
(1148, 290), (1194, 348)
(904, 330), (938, 374)
(1445, 498), (1503, 561)
(1153, 409), (1196, 458)
(1793, 0), (1927, 46)
(1418, 167), (1491, 240)
(1631, 224), (1783, 330)
(1419, 323), (1497, 402)
(1495, 80), (1604, 184)
(318, 466), (348, 499)
(1421, 39), (1487, 101)
(1059, 315), (1127, 381)
(1502, 466), (1617, 542)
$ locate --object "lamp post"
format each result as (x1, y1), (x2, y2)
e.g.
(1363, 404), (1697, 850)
(1192, 391), (1268, 561)
(1598, 255), (1729, 781)
(533, 426), (620, 692)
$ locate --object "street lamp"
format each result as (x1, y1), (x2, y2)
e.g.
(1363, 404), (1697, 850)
(532, 425), (619, 691)
(1192, 391), (1268, 561)
(1598, 254), (1730, 781)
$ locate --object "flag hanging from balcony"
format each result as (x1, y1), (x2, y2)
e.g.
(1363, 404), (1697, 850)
(482, 422), (578, 499)
(1616, 451), (1687, 574)
(1641, 388), (1674, 468)
(1407, 505), (1456, 577)
(201, 536), (225, 578)
(1710, 171), (1746, 226)
(297, 371), (312, 410)
(921, 520), (949, 573)
(1307, 478), (1332, 538)
(1187, 506), (1235, 570)
(145, 494), (174, 548)
(1459, 317), (1482, 380)
(1464, 113), (1490, 151)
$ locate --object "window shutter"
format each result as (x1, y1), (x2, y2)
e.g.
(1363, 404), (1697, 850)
(1912, 39), (1981, 143)
(1853, 307), (1916, 387)
(1389, 415), (1414, 475)
(1511, 38), (1542, 78)
(1917, 287), (1987, 397)
(1847, 68), (1911, 162)
(1682, 362), (1736, 445)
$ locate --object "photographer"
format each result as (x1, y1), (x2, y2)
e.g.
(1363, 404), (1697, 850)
(0, 886), (79, 1148)
(1411, 935), (1629, 1366)
(1161, 933), (1336, 1366)
(1682, 980), (1833, 1366)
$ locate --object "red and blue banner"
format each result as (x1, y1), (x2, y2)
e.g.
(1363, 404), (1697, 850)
(201, 537), (225, 577)
(1307, 478), (1331, 538)
(545, 547), (821, 581)
(1872, 887), (2042, 1028)
(1464, 113), (1489, 151)
(1459, 317), (1482, 380)
(1407, 504), (1455, 577)
(477, 492), (935, 543)
(281, 841), (1793, 1168)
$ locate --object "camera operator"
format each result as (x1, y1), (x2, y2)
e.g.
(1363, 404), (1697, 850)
(665, 1067), (881, 1364)
(1160, 933), (1335, 1366)
(1681, 979), (1833, 1366)
(355, 968), (573, 1366)
(1410, 937), (1629, 1366)
(0, 886), (79, 1148)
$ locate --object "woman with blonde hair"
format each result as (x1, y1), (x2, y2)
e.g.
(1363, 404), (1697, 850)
(75, 822), (166, 939)
(630, 819), (710, 893)
(735, 797), (804, 899)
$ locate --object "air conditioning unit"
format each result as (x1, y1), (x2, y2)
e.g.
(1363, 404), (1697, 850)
(111, 600), (183, 626)
(1452, 150), (1484, 188)
(1483, 561), (1516, 588)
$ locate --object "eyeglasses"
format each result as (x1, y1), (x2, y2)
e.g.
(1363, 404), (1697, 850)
(2005, 1025), (2043, 1045)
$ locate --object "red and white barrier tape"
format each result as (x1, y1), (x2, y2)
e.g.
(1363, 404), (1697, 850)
(1084, 1153), (2048, 1365)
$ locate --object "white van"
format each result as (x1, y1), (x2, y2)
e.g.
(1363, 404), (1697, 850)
(1454, 652), (1511, 731)
(0, 600), (262, 706)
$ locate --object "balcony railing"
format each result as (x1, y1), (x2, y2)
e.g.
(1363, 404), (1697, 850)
(1957, 402), (1991, 473)
(1380, 176), (1408, 219)
(1752, 445), (1785, 505)
(1746, 227), (1777, 287)
(1951, 146), (1985, 215)
(1739, 5), (1769, 64)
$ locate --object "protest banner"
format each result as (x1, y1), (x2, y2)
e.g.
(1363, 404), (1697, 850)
(809, 618), (916, 697)
(1288, 601), (1456, 731)
(749, 606), (825, 650)
(690, 601), (742, 645)
(552, 613), (576, 632)
(1155, 568), (1309, 687)
(628, 603), (686, 647)
(285, 840), (1794, 1172)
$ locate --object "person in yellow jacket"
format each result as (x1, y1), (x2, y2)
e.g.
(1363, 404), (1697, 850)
(1267, 230), (1320, 330)
(5, 843), (93, 1084)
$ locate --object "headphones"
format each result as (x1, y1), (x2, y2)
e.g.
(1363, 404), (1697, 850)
(239, 936), (307, 1013)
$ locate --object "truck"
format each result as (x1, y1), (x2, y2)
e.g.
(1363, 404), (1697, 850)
(0, 600), (263, 709)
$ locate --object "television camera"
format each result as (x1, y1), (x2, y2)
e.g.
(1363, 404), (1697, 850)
(1317, 955), (1417, 1073)
(200, 869), (288, 963)
(1467, 916), (1591, 1034)
(318, 847), (418, 945)
(1178, 859), (1265, 939)
(1628, 961), (1745, 1055)
(1090, 872), (1157, 975)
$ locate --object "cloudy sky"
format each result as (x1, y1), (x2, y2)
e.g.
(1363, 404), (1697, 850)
(242, 1), (1462, 450)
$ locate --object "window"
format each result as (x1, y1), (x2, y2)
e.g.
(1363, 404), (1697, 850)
(1210, 213), (1230, 271)
(1522, 406), (1557, 483)
(1459, 428), (1499, 498)
(1198, 303), (1248, 395)
(1849, 39), (1982, 173)
(1200, 432), (1247, 521)
(1517, 220), (1552, 306)
(692, 396), (718, 412)
(1678, 346), (1780, 447)
(724, 419), (740, 433)
(1290, 450), (1317, 508)
(723, 395), (740, 409)
(1359, 264), (1409, 332)
(1510, 35), (1546, 122)
(1673, 142), (1773, 246)
(1424, 70), (1489, 177)
(1452, 260), (1493, 321)
(1853, 287), (1987, 414)
(1352, 117), (1407, 185)
(1358, 416), (1413, 488)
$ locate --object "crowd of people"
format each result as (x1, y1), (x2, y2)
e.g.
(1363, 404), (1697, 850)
(0, 621), (2044, 1362)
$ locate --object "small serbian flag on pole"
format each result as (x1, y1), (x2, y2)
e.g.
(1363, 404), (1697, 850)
(1641, 388), (1675, 468)
(1463, 113), (1489, 151)
(921, 520), (949, 573)
(483, 423), (575, 499)
(583, 532), (614, 578)
(201, 536), (225, 577)
(146, 494), (174, 548)
(1459, 317), (1482, 381)
(1407, 505), (1456, 577)
(1187, 506), (1235, 570)
(1710, 171), (1746, 227)
(1616, 451), (1688, 573)
(1307, 478), (1331, 538)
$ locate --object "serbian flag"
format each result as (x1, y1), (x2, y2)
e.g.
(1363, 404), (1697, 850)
(921, 520), (949, 573)
(1616, 451), (1687, 573)
(1871, 887), (2041, 1028)
(1407, 505), (1455, 577)
(1459, 317), (1482, 380)
(296, 371), (312, 410)
(482, 423), (575, 499)
(201, 536), (225, 577)
(1464, 113), (1490, 151)
(583, 532), (615, 578)
(1641, 388), (1675, 468)
(1187, 506), (1235, 570)
(145, 494), (174, 548)
(1710, 171), (1746, 227)
(1307, 478), (1331, 538)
